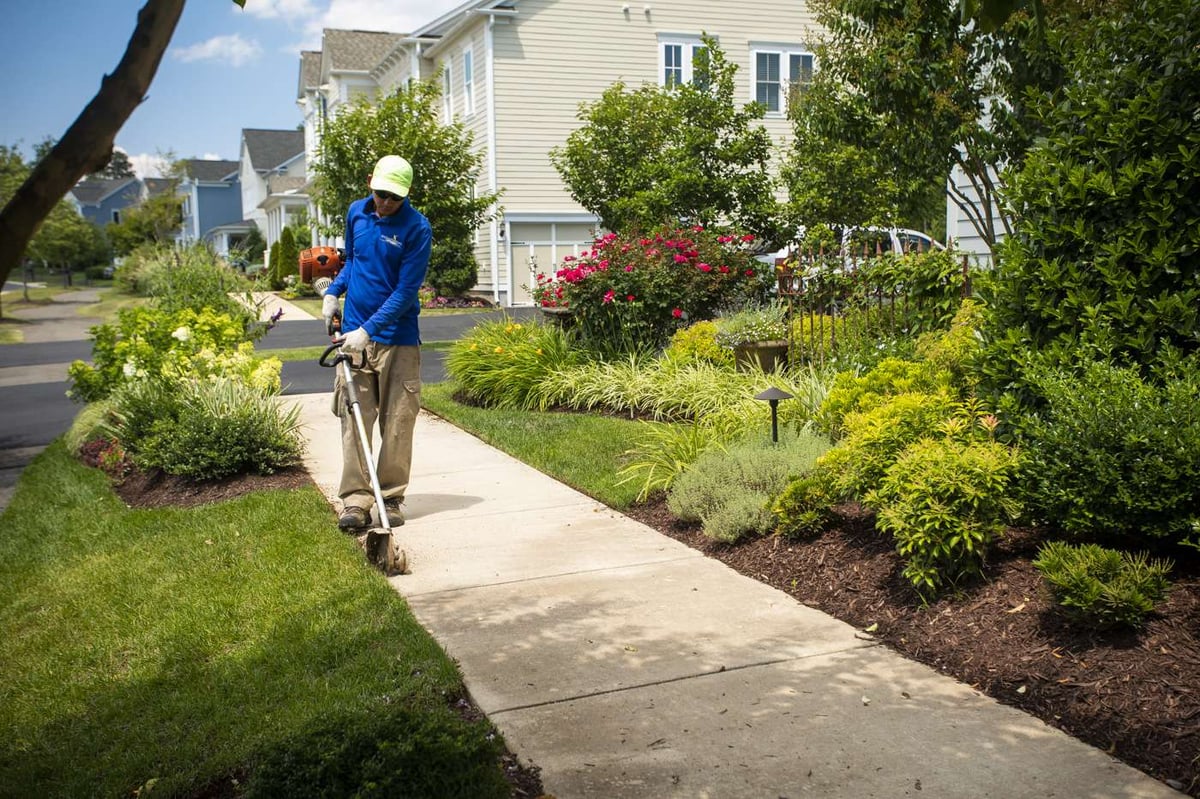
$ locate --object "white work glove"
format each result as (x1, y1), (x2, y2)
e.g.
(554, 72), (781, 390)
(340, 327), (370, 353)
(322, 293), (340, 324)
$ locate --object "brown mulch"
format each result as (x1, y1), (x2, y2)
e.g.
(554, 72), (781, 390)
(624, 499), (1200, 797)
(109, 466), (546, 799)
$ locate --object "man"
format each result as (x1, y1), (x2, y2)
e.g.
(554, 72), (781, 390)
(322, 155), (432, 530)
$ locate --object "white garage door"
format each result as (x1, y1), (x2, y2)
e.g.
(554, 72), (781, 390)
(508, 222), (597, 305)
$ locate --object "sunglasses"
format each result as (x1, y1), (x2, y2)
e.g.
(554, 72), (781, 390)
(374, 190), (402, 202)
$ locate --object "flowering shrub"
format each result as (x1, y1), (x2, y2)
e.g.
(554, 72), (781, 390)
(529, 225), (772, 355)
(67, 307), (276, 402)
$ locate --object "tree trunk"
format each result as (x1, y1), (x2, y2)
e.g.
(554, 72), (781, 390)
(0, 0), (186, 291)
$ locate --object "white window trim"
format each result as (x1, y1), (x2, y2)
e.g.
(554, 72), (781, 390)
(462, 46), (475, 116)
(442, 61), (453, 121)
(657, 34), (708, 87)
(750, 44), (814, 115)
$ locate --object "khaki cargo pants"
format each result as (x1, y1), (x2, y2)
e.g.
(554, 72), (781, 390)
(331, 343), (421, 512)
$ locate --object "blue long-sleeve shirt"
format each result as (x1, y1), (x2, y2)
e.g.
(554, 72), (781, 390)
(327, 195), (432, 346)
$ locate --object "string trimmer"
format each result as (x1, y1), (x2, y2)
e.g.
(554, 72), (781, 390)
(320, 311), (408, 575)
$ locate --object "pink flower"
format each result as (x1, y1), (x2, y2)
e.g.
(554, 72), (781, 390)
(744, 269), (756, 277)
(624, 265), (634, 272)
(626, 294), (636, 302)
(603, 290), (615, 304)
(564, 255), (575, 262)
(692, 224), (705, 232)
(697, 262), (712, 272)
(717, 235), (734, 243)
(674, 254), (688, 264)
(671, 308), (683, 318)
(718, 265), (730, 274)
(741, 234), (755, 242)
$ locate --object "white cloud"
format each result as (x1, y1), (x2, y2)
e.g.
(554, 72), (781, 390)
(128, 153), (170, 179)
(304, 0), (462, 43)
(172, 34), (263, 67)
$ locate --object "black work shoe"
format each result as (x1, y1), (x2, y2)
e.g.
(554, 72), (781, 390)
(338, 506), (369, 530)
(381, 499), (406, 526)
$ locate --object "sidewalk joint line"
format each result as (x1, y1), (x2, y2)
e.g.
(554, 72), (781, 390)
(487, 643), (882, 716)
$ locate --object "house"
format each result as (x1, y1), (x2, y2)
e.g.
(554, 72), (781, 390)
(238, 128), (307, 248)
(68, 176), (143, 228)
(176, 158), (252, 256)
(945, 163), (1008, 268)
(298, 1), (818, 305)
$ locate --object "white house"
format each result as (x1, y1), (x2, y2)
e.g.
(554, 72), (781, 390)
(299, 0), (820, 305)
(238, 128), (307, 248)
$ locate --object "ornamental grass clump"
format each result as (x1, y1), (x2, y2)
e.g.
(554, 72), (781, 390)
(446, 318), (580, 410)
(1033, 541), (1173, 630)
(529, 225), (772, 356)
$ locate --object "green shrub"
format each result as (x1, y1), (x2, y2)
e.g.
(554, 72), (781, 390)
(138, 243), (257, 324)
(67, 307), (278, 403)
(617, 419), (738, 502)
(1033, 541), (1174, 630)
(667, 431), (829, 543)
(1017, 360), (1200, 548)
(446, 318), (581, 410)
(915, 298), (986, 387)
(869, 438), (1021, 597)
(244, 703), (509, 799)
(664, 320), (735, 367)
(64, 400), (117, 457)
(428, 238), (480, 298)
(789, 313), (843, 364)
(772, 391), (961, 539)
(108, 377), (304, 480)
(816, 358), (953, 440)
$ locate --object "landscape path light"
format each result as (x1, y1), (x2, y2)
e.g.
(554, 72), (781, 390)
(754, 386), (793, 444)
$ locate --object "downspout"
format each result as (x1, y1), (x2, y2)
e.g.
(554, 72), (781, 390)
(485, 13), (500, 304)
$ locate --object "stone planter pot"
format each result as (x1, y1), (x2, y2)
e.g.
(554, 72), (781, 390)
(732, 340), (790, 373)
(539, 306), (575, 329)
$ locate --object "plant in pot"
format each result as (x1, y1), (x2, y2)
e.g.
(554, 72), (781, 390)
(714, 302), (790, 372)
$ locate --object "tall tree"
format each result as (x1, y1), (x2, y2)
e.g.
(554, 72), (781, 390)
(0, 0), (247, 291)
(551, 38), (780, 241)
(93, 149), (137, 180)
(310, 77), (498, 250)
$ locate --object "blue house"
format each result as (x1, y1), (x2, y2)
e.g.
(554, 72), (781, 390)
(177, 158), (251, 256)
(68, 177), (142, 228)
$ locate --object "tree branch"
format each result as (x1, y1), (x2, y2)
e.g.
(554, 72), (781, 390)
(0, 0), (186, 289)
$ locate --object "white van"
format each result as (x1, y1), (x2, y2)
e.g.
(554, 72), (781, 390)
(757, 226), (943, 269)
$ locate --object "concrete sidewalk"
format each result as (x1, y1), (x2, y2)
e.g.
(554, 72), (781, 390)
(288, 392), (1182, 799)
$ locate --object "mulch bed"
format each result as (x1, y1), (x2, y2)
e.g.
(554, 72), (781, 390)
(625, 499), (1200, 797)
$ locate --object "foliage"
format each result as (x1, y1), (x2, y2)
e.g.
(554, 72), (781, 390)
(1033, 541), (1174, 630)
(816, 357), (954, 440)
(713, 302), (788, 347)
(1014, 360), (1200, 548)
(869, 437), (1022, 597)
(667, 432), (829, 543)
(244, 702), (509, 799)
(980, 0), (1200, 396)
(135, 243), (258, 325)
(663, 320), (736, 368)
(104, 376), (303, 480)
(309, 78), (497, 255)
(90, 148), (136, 180)
(529, 225), (771, 356)
(271, 226), (300, 291)
(105, 186), (184, 256)
(446, 318), (582, 410)
(786, 0), (1084, 250)
(427, 238), (479, 297)
(67, 306), (277, 403)
(914, 298), (986, 388)
(550, 37), (780, 241)
(616, 417), (742, 503)
(773, 392), (962, 538)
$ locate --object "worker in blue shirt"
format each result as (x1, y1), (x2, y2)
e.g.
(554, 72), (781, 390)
(322, 155), (432, 530)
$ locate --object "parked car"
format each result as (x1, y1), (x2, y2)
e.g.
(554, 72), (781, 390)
(757, 226), (943, 269)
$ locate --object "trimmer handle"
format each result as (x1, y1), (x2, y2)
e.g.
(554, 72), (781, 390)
(319, 341), (366, 370)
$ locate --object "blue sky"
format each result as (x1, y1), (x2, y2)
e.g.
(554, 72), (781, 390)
(0, 0), (463, 176)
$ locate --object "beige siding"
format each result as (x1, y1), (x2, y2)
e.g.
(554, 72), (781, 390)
(491, 0), (818, 210)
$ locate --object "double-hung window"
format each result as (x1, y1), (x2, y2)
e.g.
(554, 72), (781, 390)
(658, 35), (709, 87)
(442, 61), (453, 121)
(752, 45), (814, 114)
(462, 47), (475, 116)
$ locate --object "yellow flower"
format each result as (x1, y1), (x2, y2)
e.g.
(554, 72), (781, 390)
(494, 346), (504, 353)
(514, 323), (523, 330)
(470, 343), (478, 350)
(536, 348), (543, 355)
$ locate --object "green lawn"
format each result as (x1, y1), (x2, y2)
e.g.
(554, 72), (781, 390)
(0, 443), (512, 798)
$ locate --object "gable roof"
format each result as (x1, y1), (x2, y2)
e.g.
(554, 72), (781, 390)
(320, 29), (407, 74)
(298, 50), (321, 99)
(143, 177), (175, 197)
(242, 129), (305, 172)
(183, 159), (239, 182)
(70, 176), (139, 206)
